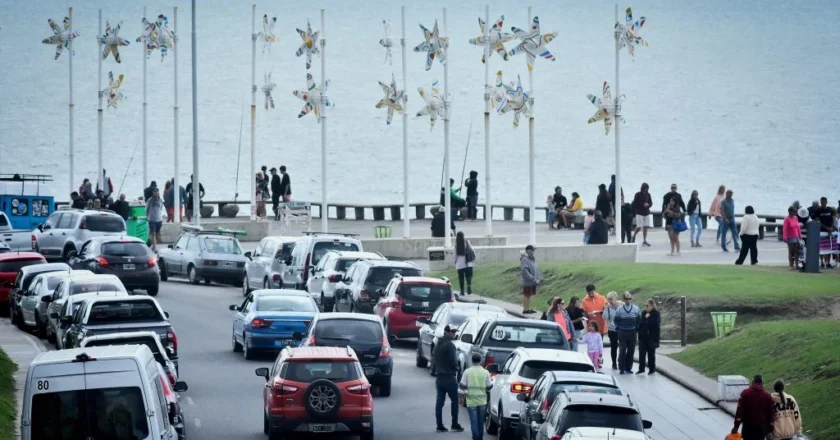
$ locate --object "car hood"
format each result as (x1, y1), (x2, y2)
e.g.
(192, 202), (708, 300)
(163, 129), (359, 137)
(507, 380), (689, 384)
(561, 427), (648, 440)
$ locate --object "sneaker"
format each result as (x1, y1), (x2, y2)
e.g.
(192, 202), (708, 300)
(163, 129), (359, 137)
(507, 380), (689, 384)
(436, 426), (449, 433)
(722, 247), (729, 252)
(642, 242), (651, 247)
(696, 242), (702, 247)
(619, 370), (627, 375)
(451, 425), (465, 432)
(648, 370), (656, 375)
(635, 371), (645, 375)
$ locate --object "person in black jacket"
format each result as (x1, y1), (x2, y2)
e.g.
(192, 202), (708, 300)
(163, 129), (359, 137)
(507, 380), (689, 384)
(110, 194), (131, 220)
(636, 299), (661, 375)
(270, 167), (282, 216)
(464, 171), (479, 221)
(587, 211), (610, 245)
(431, 206), (455, 238)
(143, 181), (157, 201)
(620, 203), (634, 244)
(279, 166), (292, 202)
(662, 183), (687, 214)
(433, 326), (464, 432)
(687, 190), (703, 248)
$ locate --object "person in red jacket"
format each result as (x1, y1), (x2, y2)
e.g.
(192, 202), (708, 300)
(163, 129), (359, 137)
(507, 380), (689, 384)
(732, 374), (775, 440)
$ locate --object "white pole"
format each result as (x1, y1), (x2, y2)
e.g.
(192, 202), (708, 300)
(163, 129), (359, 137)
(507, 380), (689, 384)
(442, 9), (451, 249)
(68, 7), (75, 194)
(191, 0), (200, 227)
(142, 7), (149, 192)
(249, 5), (257, 221)
(401, 7), (410, 238)
(483, 5), (492, 236)
(527, 6), (536, 246)
(173, 7), (180, 223)
(97, 10), (104, 197)
(613, 4), (622, 244)
(319, 9), (328, 232)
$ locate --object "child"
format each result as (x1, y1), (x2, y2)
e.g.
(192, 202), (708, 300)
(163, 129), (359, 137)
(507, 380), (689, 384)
(583, 209), (595, 244)
(546, 195), (556, 228)
(582, 321), (604, 371)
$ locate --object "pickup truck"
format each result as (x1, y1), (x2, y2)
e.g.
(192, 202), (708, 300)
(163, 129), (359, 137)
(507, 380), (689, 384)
(0, 212), (32, 252)
(465, 317), (567, 369)
(56, 295), (180, 372)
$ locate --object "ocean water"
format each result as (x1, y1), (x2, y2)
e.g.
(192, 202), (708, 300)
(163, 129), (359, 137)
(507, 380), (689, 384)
(1, 0), (838, 214)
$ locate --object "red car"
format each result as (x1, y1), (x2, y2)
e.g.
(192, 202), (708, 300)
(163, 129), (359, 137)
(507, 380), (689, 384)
(374, 275), (454, 340)
(256, 346), (374, 440)
(0, 252), (46, 316)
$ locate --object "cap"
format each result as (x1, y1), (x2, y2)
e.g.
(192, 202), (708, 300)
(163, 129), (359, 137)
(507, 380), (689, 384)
(525, 245), (535, 251)
(444, 325), (455, 333)
(671, 183), (678, 189)
(753, 374), (764, 384)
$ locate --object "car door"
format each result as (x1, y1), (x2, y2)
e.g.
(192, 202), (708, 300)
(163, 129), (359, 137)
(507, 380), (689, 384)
(233, 295), (253, 343)
(307, 253), (330, 295)
(168, 236), (188, 273)
(248, 239), (267, 287)
(421, 305), (445, 359)
(38, 212), (63, 255)
(522, 376), (546, 440)
(184, 237), (202, 271)
(283, 241), (304, 287)
(60, 300), (86, 349)
(46, 280), (67, 329)
(20, 277), (41, 325)
(55, 213), (77, 252)
(491, 353), (519, 413)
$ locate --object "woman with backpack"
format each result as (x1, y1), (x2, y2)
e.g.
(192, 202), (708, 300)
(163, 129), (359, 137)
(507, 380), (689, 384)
(454, 232), (475, 295)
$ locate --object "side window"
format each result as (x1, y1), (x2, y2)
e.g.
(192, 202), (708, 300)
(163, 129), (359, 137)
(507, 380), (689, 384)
(501, 354), (516, 374)
(240, 295), (253, 312)
(72, 302), (86, 323)
(174, 236), (187, 249)
(314, 254), (329, 272)
(548, 397), (564, 424)
(531, 376), (546, 400)
(78, 240), (92, 257)
(45, 213), (62, 229)
(474, 322), (489, 343)
(29, 278), (41, 296)
(270, 353), (286, 377)
(58, 213), (76, 229)
(343, 266), (356, 283)
(152, 377), (169, 432)
(13, 272), (23, 289)
(355, 266), (368, 285)
(186, 238), (200, 252)
(52, 281), (65, 301)
(279, 243), (294, 261)
(431, 306), (445, 324)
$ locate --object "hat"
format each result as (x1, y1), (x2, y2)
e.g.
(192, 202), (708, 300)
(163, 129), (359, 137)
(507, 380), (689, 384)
(670, 183), (678, 189)
(269, 167), (277, 172)
(525, 245), (535, 251)
(444, 325), (455, 333)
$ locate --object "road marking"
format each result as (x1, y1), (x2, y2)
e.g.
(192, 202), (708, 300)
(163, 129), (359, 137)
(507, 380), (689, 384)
(185, 396), (195, 405)
(194, 418), (201, 428)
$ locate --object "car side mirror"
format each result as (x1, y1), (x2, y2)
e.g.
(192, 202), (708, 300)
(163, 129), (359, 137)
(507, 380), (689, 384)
(229, 304), (238, 311)
(516, 393), (529, 402)
(244, 251), (252, 259)
(38, 224), (44, 232)
(59, 316), (73, 325)
(41, 295), (52, 303)
(168, 244), (174, 249)
(416, 317), (431, 325)
(284, 258), (292, 266)
(164, 311), (170, 319)
(485, 364), (500, 375)
(643, 420), (652, 429)
(173, 381), (188, 393)
(43, 224), (51, 231)
(49, 312), (59, 319)
(533, 413), (545, 424)
(292, 332), (304, 341)
(255, 367), (269, 380)
(460, 334), (473, 344)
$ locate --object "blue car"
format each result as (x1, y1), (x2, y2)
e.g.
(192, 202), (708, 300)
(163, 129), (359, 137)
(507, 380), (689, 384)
(229, 289), (318, 360)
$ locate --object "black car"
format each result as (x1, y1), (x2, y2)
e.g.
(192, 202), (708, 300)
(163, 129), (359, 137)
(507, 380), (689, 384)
(68, 236), (160, 295)
(297, 312), (393, 397)
(333, 260), (422, 313)
(8, 262), (70, 327)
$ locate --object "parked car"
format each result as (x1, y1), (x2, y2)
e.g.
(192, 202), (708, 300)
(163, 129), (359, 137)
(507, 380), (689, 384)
(22, 346), (187, 440)
(80, 330), (180, 386)
(0, 251), (46, 317)
(333, 260), (423, 314)
(415, 302), (507, 376)
(158, 226), (248, 286)
(48, 290), (127, 349)
(7, 261), (70, 327)
(243, 236), (298, 294)
(154, 360), (188, 440)
(534, 392), (653, 440)
(283, 232), (363, 290)
(464, 317), (569, 369)
(486, 347), (595, 439)
(306, 250), (385, 311)
(68, 235), (161, 295)
(43, 273), (127, 343)
(449, 316), (503, 380)
(0, 243), (9, 254)
(0, 211), (32, 252)
(18, 269), (92, 337)
(230, 289), (318, 360)
(32, 208), (126, 261)
(299, 312), (393, 396)
(374, 274), (454, 342)
(256, 346), (374, 440)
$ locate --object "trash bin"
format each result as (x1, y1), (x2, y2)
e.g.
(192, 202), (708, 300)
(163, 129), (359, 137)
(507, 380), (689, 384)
(374, 225), (392, 238)
(711, 312), (737, 338)
(127, 204), (149, 244)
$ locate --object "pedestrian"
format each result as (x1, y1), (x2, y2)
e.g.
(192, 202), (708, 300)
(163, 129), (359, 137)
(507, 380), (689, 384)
(709, 185), (726, 244)
(82, 179), (95, 201)
(111, 194), (130, 220)
(608, 174), (624, 214)
(664, 197), (684, 256)
(431, 206), (456, 238)
(720, 189), (741, 253)
(688, 190), (703, 247)
(70, 191), (86, 209)
(583, 209), (595, 244)
(732, 374), (775, 440)
(144, 181), (158, 201)
(92, 198), (102, 210)
(163, 181), (174, 222)
(783, 207), (802, 270)
(185, 175), (205, 222)
(520, 245), (541, 315)
(566, 296), (585, 351)
(78, 178), (90, 199)
(581, 285), (607, 340)
(636, 299), (660, 375)
(769, 379), (803, 440)
(602, 291), (620, 370)
(817, 197), (837, 268)
(545, 195), (556, 228)
(551, 186), (568, 229)
(632, 183), (653, 246)
(459, 353), (492, 440)
(454, 231), (475, 295)
(255, 172), (269, 220)
(545, 297), (573, 350)
(614, 291), (641, 374)
(560, 192), (584, 229)
(464, 171), (479, 221)
(279, 165), (292, 202)
(736, 205), (760, 265)
(582, 321), (604, 372)
(146, 190), (164, 251)
(587, 210), (610, 245)
(433, 325), (464, 433)
(270, 167), (281, 216)
(97, 168), (113, 199)
(662, 183), (686, 214)
(596, 184), (614, 233)
(620, 202), (633, 244)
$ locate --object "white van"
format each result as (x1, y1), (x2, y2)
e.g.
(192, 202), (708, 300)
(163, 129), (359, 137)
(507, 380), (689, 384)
(283, 233), (364, 290)
(21, 345), (187, 440)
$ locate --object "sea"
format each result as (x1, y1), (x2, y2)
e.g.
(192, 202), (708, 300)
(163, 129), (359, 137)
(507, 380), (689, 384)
(1, 0), (838, 214)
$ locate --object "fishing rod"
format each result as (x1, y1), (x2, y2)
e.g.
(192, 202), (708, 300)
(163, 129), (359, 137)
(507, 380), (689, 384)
(117, 135), (142, 196)
(459, 121), (473, 187)
(233, 100), (245, 202)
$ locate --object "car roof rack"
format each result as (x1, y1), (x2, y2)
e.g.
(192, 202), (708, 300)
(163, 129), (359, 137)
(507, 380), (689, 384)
(302, 231), (360, 238)
(180, 224), (247, 237)
(346, 346), (353, 357)
(441, 276), (450, 284)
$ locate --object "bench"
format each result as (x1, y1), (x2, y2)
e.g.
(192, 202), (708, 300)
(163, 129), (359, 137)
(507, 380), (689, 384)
(279, 202), (311, 234)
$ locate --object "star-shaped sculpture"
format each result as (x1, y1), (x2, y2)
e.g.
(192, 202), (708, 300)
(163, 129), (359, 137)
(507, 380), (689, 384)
(488, 70), (507, 109)
(136, 15), (175, 61)
(375, 74), (405, 125)
(587, 81), (626, 135)
(616, 7), (648, 58)
(416, 82), (444, 131)
(136, 17), (157, 58)
(413, 21), (449, 71)
(103, 71), (126, 109)
(262, 73), (277, 110)
(508, 16), (557, 71)
(293, 73), (333, 122)
(295, 20), (320, 70)
(468, 15), (515, 63)
(379, 20), (393, 65)
(258, 15), (280, 53)
(98, 21), (130, 63)
(42, 17), (79, 60)
(496, 75), (531, 128)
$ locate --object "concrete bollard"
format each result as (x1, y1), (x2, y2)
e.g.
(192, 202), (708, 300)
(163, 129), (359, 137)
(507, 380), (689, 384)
(390, 206), (401, 221)
(504, 207), (514, 221)
(415, 205), (426, 220)
(373, 207), (385, 221)
(336, 206), (346, 220)
(354, 207), (365, 220)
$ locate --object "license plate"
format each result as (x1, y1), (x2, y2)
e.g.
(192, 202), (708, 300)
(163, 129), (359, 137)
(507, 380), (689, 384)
(123, 264), (135, 270)
(422, 301), (429, 308)
(274, 340), (296, 347)
(309, 424), (335, 433)
(364, 367), (376, 376)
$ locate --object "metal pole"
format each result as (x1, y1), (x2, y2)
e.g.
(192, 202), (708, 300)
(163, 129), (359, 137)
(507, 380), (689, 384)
(613, 4), (623, 245)
(401, 7), (410, 238)
(191, 0), (200, 227)
(483, 5), (492, 236)
(142, 7), (149, 190)
(319, 9), (328, 232)
(97, 10), (104, 197)
(442, 9), (451, 249)
(173, 7), (180, 223)
(680, 296), (687, 346)
(68, 7), (75, 194)
(249, 4), (257, 221)
(527, 6), (536, 246)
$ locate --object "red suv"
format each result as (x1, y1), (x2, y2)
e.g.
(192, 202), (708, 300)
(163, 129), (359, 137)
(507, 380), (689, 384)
(256, 346), (374, 440)
(0, 252), (46, 316)
(374, 275), (454, 340)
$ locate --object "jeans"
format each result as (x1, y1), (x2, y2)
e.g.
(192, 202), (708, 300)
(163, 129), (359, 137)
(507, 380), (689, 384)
(467, 405), (486, 440)
(736, 234), (759, 265)
(715, 216), (724, 242)
(467, 196), (478, 220)
(583, 234), (590, 244)
(457, 267), (473, 295)
(435, 375), (460, 428)
(607, 330), (618, 366)
(547, 209), (557, 225)
(720, 219), (741, 250)
(637, 337), (656, 372)
(617, 330), (637, 372)
(689, 214), (702, 242)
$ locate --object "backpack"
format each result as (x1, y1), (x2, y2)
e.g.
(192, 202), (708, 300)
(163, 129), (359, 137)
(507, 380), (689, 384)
(465, 243), (476, 263)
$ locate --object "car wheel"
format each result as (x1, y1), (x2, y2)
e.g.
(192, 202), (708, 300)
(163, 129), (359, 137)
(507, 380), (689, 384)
(204, 278), (211, 285)
(485, 404), (499, 435)
(415, 341), (428, 368)
(146, 285), (159, 296)
(378, 378), (391, 397)
(263, 278), (270, 289)
(62, 245), (75, 263)
(232, 331), (242, 353)
(359, 421), (374, 440)
(498, 404), (513, 440)
(242, 274), (251, 296)
(243, 334), (255, 360)
(187, 265), (200, 285)
(159, 259), (169, 281)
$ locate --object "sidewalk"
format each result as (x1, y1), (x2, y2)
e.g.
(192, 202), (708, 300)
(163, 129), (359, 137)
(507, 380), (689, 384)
(0, 319), (47, 439)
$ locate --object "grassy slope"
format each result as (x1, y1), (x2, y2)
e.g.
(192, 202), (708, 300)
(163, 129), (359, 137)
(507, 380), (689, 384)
(0, 349), (17, 440)
(672, 320), (839, 440)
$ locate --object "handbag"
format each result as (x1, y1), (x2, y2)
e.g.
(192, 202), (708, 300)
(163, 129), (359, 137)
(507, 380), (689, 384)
(466, 243), (476, 263)
(672, 216), (688, 233)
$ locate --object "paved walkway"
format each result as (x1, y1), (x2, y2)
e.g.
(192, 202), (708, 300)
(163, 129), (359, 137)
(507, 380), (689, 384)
(0, 319), (47, 439)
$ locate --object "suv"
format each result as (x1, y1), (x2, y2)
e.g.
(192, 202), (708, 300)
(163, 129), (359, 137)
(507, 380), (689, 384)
(283, 233), (364, 290)
(7, 261), (67, 325)
(374, 274), (453, 341)
(68, 236), (160, 295)
(256, 346), (374, 440)
(158, 226), (249, 286)
(333, 260), (423, 314)
(535, 392), (653, 440)
(486, 347), (595, 439)
(307, 250), (385, 311)
(32, 209), (127, 261)
(243, 235), (299, 294)
(0, 252), (46, 316)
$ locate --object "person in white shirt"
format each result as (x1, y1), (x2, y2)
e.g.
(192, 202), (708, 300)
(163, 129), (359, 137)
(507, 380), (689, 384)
(736, 205), (760, 265)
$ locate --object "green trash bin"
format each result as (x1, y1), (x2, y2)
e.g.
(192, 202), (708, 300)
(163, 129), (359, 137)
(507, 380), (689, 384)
(711, 312), (737, 338)
(374, 225), (392, 238)
(127, 204), (149, 243)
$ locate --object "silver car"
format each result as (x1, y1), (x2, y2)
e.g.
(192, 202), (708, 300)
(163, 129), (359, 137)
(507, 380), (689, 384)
(305, 250), (385, 311)
(158, 228), (249, 286)
(242, 236), (298, 294)
(43, 274), (127, 345)
(19, 269), (93, 337)
(32, 209), (127, 261)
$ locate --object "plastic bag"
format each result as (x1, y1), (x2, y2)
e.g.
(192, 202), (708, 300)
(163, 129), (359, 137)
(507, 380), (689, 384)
(725, 433), (741, 440)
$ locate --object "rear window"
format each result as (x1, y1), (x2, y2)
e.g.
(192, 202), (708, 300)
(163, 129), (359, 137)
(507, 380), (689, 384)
(204, 237), (242, 255)
(83, 215), (125, 232)
(314, 319), (382, 344)
(487, 324), (563, 347)
(557, 405), (644, 432)
(312, 241), (359, 264)
(69, 280), (126, 295)
(519, 361), (595, 380)
(335, 258), (361, 272)
(367, 267), (421, 286)
(547, 383), (622, 405)
(281, 360), (361, 383)
(101, 242), (149, 257)
(257, 296), (317, 313)
(30, 387), (149, 440)
(83, 337), (166, 363)
(0, 258), (44, 273)
(88, 300), (163, 324)
(401, 284), (451, 301)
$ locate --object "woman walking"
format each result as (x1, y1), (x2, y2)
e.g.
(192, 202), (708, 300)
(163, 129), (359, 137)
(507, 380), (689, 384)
(603, 292), (620, 369)
(709, 185), (726, 245)
(688, 190), (703, 247)
(595, 184), (614, 233)
(566, 296), (586, 351)
(636, 299), (660, 375)
(520, 245), (541, 314)
(736, 205), (761, 265)
(770, 379), (803, 440)
(545, 297), (574, 351)
(664, 197), (683, 256)
(454, 232), (475, 295)
(783, 207), (802, 270)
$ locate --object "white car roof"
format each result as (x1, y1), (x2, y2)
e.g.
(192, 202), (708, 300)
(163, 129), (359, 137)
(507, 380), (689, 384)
(561, 427), (647, 440)
(67, 291), (128, 303)
(80, 331), (165, 350)
(513, 347), (593, 365)
(264, 236), (300, 242)
(40, 269), (94, 280)
(335, 251), (384, 260)
(67, 274), (122, 283)
(30, 345), (154, 367)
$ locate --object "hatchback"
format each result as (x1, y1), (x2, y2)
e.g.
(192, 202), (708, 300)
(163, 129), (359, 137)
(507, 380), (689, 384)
(230, 289), (318, 360)
(307, 250), (385, 311)
(243, 236), (298, 293)
(333, 260), (423, 314)
(374, 275), (455, 340)
(32, 209), (126, 261)
(0, 252), (46, 316)
(68, 236), (160, 295)
(158, 226), (249, 286)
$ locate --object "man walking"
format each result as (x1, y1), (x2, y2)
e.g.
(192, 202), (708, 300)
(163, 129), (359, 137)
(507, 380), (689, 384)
(732, 374), (775, 440)
(433, 325), (464, 433)
(279, 166), (292, 202)
(614, 292), (640, 374)
(632, 183), (653, 246)
(146, 190), (164, 251)
(270, 167), (282, 217)
(720, 189), (741, 253)
(662, 183), (686, 214)
(144, 181), (157, 201)
(459, 353), (492, 440)
(185, 175), (205, 222)
(582, 284), (607, 338)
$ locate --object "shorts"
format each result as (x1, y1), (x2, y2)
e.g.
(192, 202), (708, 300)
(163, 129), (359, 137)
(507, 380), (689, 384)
(522, 285), (537, 297)
(786, 237), (800, 244)
(635, 214), (652, 228)
(149, 221), (162, 233)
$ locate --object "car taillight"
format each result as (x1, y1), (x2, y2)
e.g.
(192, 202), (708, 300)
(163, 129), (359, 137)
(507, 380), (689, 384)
(379, 337), (391, 358)
(95, 257), (109, 267)
(273, 381), (298, 395)
(327, 274), (339, 282)
(483, 356), (495, 367)
(31, 235), (36, 250)
(550, 435), (562, 440)
(347, 383), (370, 395)
(510, 382), (532, 393)
(167, 330), (177, 355)
(251, 318), (271, 328)
(360, 290), (369, 300)
(167, 372), (176, 387)
(79, 218), (86, 229)
(303, 254), (311, 282)
(203, 259), (218, 266)
(148, 257), (157, 267)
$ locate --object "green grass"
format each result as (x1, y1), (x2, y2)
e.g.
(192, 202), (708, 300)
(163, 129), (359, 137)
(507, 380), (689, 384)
(672, 320), (839, 440)
(0, 349), (17, 440)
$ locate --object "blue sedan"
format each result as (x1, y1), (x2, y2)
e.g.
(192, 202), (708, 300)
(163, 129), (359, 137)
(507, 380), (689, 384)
(229, 289), (318, 360)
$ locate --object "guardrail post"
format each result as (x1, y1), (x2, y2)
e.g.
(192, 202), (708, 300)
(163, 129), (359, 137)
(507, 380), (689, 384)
(390, 206), (401, 221)
(680, 296), (687, 347)
(415, 205), (426, 220)
(373, 207), (386, 221)
(503, 207), (513, 221)
(523, 207), (530, 222)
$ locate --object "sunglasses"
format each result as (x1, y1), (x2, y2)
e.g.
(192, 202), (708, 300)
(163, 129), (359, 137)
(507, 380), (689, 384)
(624, 297), (632, 301)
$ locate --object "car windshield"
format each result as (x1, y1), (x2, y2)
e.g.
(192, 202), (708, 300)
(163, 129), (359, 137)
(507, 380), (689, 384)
(557, 405), (644, 433)
(83, 215), (125, 232)
(312, 241), (360, 264)
(315, 319), (382, 344)
(257, 296), (317, 313)
(519, 361), (595, 380)
(70, 280), (126, 295)
(204, 237), (242, 255)
(0, 259), (44, 273)
(449, 308), (506, 327)
(87, 300), (163, 324)
(486, 324), (563, 347)
(30, 387), (149, 440)
(367, 267), (421, 287)
(101, 242), (149, 257)
(282, 360), (361, 383)
(45, 276), (67, 290)
(402, 284), (450, 301)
